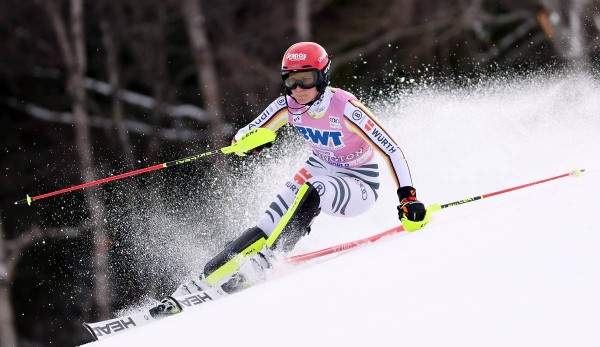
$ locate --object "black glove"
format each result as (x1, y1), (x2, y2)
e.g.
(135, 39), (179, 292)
(244, 141), (273, 156)
(397, 186), (427, 222)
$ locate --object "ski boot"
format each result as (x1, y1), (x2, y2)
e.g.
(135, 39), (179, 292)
(202, 184), (320, 293)
(149, 296), (182, 318)
(171, 273), (213, 296)
(202, 227), (274, 294)
(219, 244), (274, 294)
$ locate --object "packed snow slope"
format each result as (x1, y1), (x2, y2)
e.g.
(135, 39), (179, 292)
(90, 72), (600, 347)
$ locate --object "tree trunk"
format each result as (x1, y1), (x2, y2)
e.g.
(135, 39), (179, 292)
(296, 0), (311, 41)
(145, 2), (171, 167)
(179, 0), (227, 149)
(566, 0), (590, 70)
(538, 0), (591, 70)
(0, 211), (18, 347)
(71, 0), (112, 320)
(100, 19), (137, 170)
(44, 0), (112, 320)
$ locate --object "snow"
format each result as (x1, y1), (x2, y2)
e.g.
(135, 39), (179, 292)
(88, 72), (600, 347)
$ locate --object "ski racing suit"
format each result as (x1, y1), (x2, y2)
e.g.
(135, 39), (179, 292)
(233, 87), (413, 242)
(175, 86), (416, 293)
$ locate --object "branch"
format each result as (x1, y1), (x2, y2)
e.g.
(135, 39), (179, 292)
(83, 78), (208, 123)
(0, 212), (8, 284)
(3, 98), (229, 141)
(3, 225), (81, 282)
(332, 16), (456, 67)
(12, 26), (57, 58)
(70, 0), (86, 75)
(43, 0), (74, 71)
(0, 262), (8, 285)
(478, 9), (531, 26)
(502, 32), (548, 65)
(1, 66), (209, 124)
(483, 17), (541, 63)
(310, 0), (335, 13)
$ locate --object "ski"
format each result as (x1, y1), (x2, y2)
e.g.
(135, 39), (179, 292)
(82, 168), (584, 341)
(83, 306), (157, 341)
(83, 226), (408, 342)
(83, 289), (228, 341)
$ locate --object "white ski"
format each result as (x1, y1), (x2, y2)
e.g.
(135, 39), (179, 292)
(83, 288), (227, 341)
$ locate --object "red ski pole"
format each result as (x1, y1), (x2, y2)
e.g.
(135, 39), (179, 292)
(427, 168), (585, 212)
(285, 168), (585, 264)
(15, 128), (276, 206)
(285, 225), (406, 264)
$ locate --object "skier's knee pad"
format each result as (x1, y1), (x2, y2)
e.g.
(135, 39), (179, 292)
(203, 226), (268, 286)
(266, 182), (321, 252)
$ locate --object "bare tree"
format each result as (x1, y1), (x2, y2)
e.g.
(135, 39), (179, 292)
(296, 0), (311, 41)
(117, 0), (172, 168)
(100, 17), (137, 170)
(538, 0), (596, 70)
(5, 97), (206, 141)
(0, 210), (82, 347)
(331, 13), (456, 67)
(179, 0), (227, 149)
(0, 211), (18, 347)
(42, 0), (112, 319)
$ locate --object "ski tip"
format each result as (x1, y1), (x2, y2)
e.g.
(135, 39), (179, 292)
(82, 322), (99, 341)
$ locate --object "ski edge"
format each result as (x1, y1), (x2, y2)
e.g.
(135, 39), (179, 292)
(83, 289), (226, 342)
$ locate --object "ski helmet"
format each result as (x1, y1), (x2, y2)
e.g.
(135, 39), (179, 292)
(281, 42), (331, 95)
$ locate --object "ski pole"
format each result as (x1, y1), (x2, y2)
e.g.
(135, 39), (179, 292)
(285, 168), (585, 264)
(15, 128), (276, 206)
(427, 168), (585, 213)
(285, 224), (406, 264)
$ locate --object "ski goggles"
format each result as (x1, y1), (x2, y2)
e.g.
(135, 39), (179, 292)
(282, 70), (321, 90)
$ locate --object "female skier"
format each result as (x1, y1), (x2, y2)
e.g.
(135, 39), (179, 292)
(165, 42), (429, 304)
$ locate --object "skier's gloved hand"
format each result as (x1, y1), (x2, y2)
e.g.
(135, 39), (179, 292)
(231, 138), (272, 156)
(243, 142), (272, 156)
(397, 186), (428, 231)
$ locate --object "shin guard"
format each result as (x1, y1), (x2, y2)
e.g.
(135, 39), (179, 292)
(203, 226), (268, 286)
(266, 182), (321, 252)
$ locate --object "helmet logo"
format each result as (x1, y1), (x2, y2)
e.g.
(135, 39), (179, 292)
(318, 53), (327, 62)
(286, 53), (307, 61)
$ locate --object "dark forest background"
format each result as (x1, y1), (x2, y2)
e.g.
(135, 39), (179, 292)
(1, 0), (599, 346)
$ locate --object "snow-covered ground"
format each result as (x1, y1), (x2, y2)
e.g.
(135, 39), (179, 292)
(89, 72), (600, 347)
